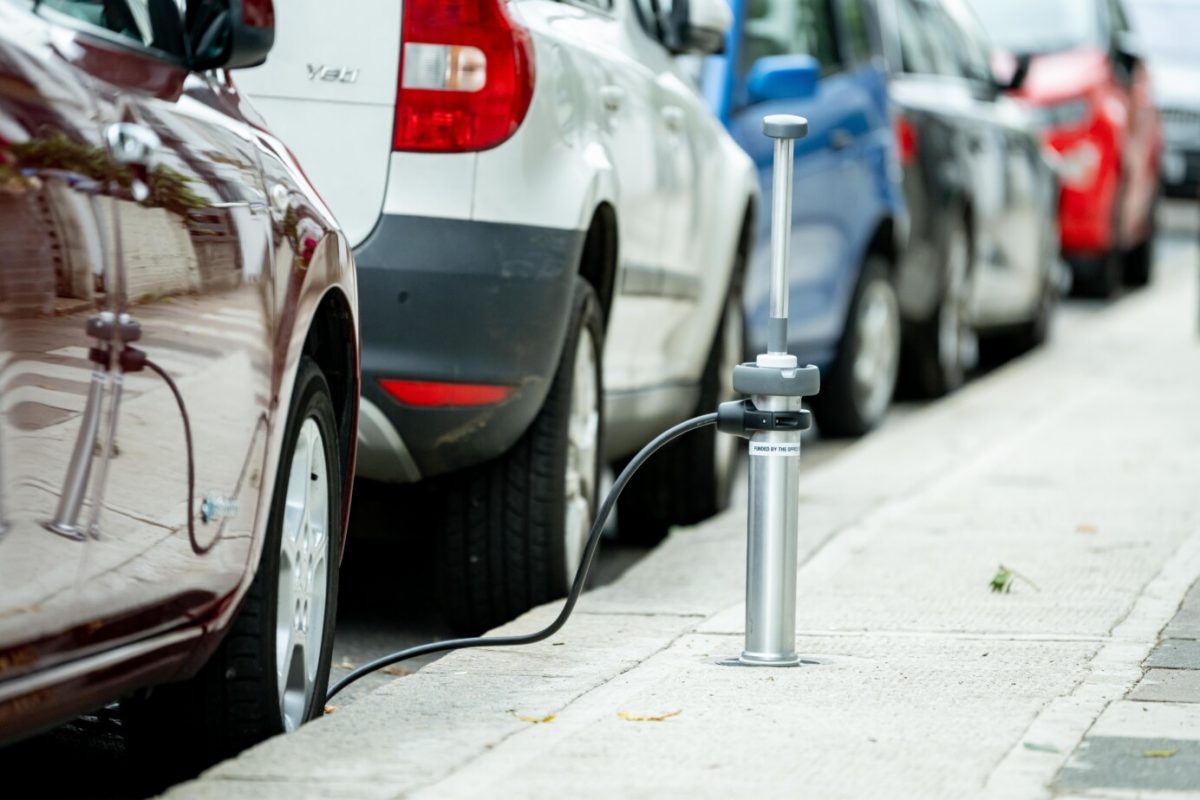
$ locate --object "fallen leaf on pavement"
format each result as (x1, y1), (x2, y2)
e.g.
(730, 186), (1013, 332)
(618, 710), (682, 722)
(324, 705), (337, 715)
(991, 566), (1014, 593)
(337, 658), (355, 670)
(991, 564), (1040, 593)
(513, 712), (555, 724)
(1076, 523), (1098, 534)
(1022, 742), (1060, 753)
(1143, 749), (1178, 758)
(381, 665), (411, 677)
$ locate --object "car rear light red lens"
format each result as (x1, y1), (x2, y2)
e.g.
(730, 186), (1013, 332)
(895, 115), (918, 167)
(394, 0), (535, 153)
(242, 0), (274, 28)
(379, 378), (514, 407)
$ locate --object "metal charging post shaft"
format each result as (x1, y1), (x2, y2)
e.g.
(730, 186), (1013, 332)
(720, 115), (820, 666)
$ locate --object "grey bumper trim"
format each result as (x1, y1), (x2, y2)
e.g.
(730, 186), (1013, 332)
(356, 398), (422, 484)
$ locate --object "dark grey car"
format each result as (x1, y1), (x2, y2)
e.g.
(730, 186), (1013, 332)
(877, 0), (1062, 395)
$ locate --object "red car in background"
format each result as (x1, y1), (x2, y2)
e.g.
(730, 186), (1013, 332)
(969, 0), (1163, 296)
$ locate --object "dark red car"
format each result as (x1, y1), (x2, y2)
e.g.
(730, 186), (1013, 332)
(969, 0), (1163, 296)
(0, 0), (358, 771)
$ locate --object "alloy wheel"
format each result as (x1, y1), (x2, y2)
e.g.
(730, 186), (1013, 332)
(937, 223), (978, 387)
(275, 417), (330, 732)
(563, 328), (600, 587)
(851, 277), (901, 426)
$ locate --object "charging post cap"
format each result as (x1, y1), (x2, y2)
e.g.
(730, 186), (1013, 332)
(762, 114), (808, 140)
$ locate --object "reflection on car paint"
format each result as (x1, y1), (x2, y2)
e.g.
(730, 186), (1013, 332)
(0, 5), (357, 739)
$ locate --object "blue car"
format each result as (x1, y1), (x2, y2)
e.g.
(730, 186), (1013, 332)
(701, 0), (906, 435)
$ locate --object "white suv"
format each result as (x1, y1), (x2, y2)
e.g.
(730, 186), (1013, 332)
(237, 0), (757, 631)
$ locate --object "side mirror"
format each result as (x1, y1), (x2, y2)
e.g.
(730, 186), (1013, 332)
(746, 55), (820, 104)
(990, 49), (1030, 91)
(187, 0), (275, 71)
(662, 0), (732, 56)
(1113, 30), (1141, 80)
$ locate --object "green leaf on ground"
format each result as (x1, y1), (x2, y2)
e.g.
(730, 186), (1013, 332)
(991, 564), (1040, 593)
(1023, 742), (1060, 753)
(991, 567), (1014, 593)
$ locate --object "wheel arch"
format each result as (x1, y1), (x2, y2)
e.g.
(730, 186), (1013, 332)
(578, 203), (618, 324)
(865, 215), (899, 272)
(301, 286), (359, 549)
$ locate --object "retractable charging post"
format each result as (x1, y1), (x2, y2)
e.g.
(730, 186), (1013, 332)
(717, 114), (819, 666)
(325, 114), (824, 701)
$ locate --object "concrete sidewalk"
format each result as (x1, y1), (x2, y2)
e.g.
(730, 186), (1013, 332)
(168, 251), (1200, 798)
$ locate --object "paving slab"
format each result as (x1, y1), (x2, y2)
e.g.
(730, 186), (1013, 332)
(1055, 737), (1200, 793)
(1087, 701), (1200, 741)
(415, 633), (1095, 800)
(1130, 670), (1200, 703)
(1146, 640), (1200, 670)
(1163, 581), (1200, 640)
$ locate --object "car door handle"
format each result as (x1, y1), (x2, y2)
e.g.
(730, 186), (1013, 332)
(662, 105), (685, 132)
(830, 128), (853, 151)
(600, 85), (624, 112)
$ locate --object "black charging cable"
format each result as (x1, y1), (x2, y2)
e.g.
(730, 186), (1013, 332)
(325, 411), (720, 703)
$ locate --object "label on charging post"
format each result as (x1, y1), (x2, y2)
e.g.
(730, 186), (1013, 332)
(749, 441), (801, 457)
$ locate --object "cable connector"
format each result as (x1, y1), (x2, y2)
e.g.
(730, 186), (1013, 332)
(88, 345), (112, 368)
(717, 398), (812, 439)
(119, 346), (147, 374)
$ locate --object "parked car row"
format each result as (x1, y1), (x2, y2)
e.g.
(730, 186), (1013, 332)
(711, 0), (1061, 438)
(0, 0), (1168, 778)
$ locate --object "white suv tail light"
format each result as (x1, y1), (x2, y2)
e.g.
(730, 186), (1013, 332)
(394, 0), (535, 153)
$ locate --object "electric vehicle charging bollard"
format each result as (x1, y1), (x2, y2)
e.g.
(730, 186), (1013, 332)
(325, 113), (823, 699)
(717, 114), (820, 666)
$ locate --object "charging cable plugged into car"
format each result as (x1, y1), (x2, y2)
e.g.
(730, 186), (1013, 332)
(328, 114), (817, 702)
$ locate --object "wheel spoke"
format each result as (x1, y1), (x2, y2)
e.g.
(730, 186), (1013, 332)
(853, 280), (900, 420)
(277, 626), (299, 701)
(282, 425), (312, 544)
(562, 329), (600, 587)
(275, 416), (331, 732)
